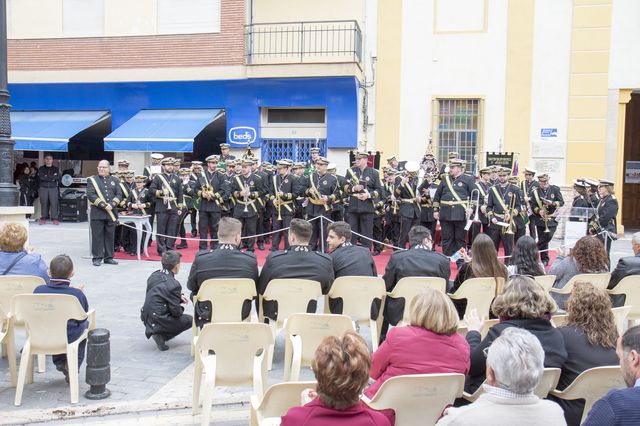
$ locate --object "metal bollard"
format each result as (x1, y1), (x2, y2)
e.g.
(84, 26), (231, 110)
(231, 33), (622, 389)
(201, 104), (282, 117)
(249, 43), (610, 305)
(85, 328), (111, 400)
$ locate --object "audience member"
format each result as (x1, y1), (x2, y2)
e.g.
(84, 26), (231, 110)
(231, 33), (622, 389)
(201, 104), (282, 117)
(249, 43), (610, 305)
(327, 221), (377, 278)
(0, 222), (49, 283)
(549, 282), (619, 425)
(366, 288), (469, 398)
(608, 231), (640, 289)
(452, 233), (508, 293)
(141, 251), (192, 351)
(507, 235), (545, 277)
(437, 328), (566, 425)
(280, 331), (394, 426)
(464, 275), (567, 393)
(583, 325), (640, 425)
(34, 255), (88, 382)
(186, 217), (259, 327)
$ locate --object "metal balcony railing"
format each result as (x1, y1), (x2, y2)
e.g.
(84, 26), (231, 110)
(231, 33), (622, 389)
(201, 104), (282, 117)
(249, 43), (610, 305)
(245, 20), (362, 65)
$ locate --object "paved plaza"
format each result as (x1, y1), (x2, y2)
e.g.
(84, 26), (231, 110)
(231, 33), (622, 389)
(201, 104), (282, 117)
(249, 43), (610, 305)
(0, 221), (634, 425)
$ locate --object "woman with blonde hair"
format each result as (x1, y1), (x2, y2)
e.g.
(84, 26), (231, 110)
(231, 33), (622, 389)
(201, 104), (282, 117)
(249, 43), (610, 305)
(0, 222), (49, 282)
(464, 275), (567, 393)
(551, 282), (619, 425)
(365, 287), (470, 398)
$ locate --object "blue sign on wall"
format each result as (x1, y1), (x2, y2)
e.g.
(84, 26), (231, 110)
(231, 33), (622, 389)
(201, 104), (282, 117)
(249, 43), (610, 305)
(8, 76), (359, 149)
(540, 128), (558, 138)
(228, 126), (257, 145)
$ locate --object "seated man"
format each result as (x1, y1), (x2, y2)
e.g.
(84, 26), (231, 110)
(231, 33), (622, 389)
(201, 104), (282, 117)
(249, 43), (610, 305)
(437, 328), (566, 425)
(327, 221), (377, 278)
(34, 254), (88, 382)
(186, 217), (258, 327)
(583, 325), (640, 425)
(609, 231), (640, 290)
(258, 218), (335, 319)
(141, 251), (192, 351)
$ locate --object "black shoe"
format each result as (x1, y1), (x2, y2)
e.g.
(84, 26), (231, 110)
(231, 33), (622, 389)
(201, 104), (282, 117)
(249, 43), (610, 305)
(104, 259), (118, 265)
(55, 362), (70, 383)
(114, 246), (121, 253)
(176, 243), (188, 249)
(270, 248), (278, 252)
(191, 231), (197, 238)
(257, 242), (265, 251)
(92, 259), (102, 266)
(152, 334), (169, 351)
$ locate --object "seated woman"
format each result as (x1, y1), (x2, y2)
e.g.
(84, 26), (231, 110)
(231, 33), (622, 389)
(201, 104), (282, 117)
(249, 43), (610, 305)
(366, 288), (470, 398)
(0, 222), (49, 283)
(464, 275), (567, 393)
(550, 282), (619, 426)
(280, 331), (394, 426)
(507, 236), (545, 277)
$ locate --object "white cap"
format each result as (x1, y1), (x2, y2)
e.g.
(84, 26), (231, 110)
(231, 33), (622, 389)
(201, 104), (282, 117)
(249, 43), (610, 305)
(327, 163), (337, 170)
(151, 153), (164, 160)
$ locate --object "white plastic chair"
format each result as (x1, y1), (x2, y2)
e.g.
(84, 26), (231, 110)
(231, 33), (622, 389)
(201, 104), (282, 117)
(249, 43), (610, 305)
(327, 276), (386, 350)
(250, 381), (316, 426)
(550, 273), (612, 295)
(608, 275), (640, 325)
(13, 294), (95, 405)
(448, 277), (497, 318)
(260, 279), (322, 370)
(387, 277), (447, 326)
(363, 373), (464, 426)
(192, 322), (273, 426)
(549, 366), (625, 424)
(611, 306), (632, 335)
(283, 313), (355, 381)
(534, 275), (556, 292)
(463, 368), (561, 402)
(0, 305), (16, 386)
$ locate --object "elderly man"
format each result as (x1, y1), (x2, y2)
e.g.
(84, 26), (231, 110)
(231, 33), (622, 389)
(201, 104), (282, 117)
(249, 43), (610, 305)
(583, 325), (640, 425)
(437, 328), (566, 425)
(609, 232), (640, 291)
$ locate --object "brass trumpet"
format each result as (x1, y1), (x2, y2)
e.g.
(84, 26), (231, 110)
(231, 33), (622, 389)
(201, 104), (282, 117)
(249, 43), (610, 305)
(243, 182), (250, 213)
(542, 206), (551, 233)
(503, 193), (517, 235)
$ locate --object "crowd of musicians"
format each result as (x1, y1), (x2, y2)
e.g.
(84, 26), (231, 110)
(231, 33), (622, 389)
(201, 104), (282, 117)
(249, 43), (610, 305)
(85, 144), (619, 266)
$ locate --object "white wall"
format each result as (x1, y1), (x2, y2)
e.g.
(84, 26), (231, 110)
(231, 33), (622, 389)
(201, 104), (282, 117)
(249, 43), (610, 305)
(397, 0), (508, 163)
(529, 0), (573, 184)
(609, 0), (640, 89)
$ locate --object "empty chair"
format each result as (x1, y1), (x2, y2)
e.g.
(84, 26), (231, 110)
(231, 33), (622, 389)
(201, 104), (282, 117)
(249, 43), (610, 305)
(534, 275), (556, 292)
(284, 313), (355, 381)
(549, 273), (612, 295)
(260, 279), (322, 370)
(13, 294), (95, 405)
(190, 278), (257, 355)
(328, 276), (386, 349)
(463, 368), (562, 402)
(549, 366), (626, 424)
(192, 322), (273, 426)
(0, 305), (16, 386)
(364, 373), (464, 426)
(608, 275), (640, 325)
(386, 277), (447, 326)
(250, 381), (316, 426)
(448, 277), (497, 318)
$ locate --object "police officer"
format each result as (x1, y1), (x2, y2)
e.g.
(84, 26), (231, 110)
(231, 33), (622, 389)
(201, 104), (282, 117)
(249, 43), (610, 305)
(344, 151), (384, 250)
(590, 180), (619, 259)
(531, 174), (564, 265)
(186, 217), (259, 327)
(194, 155), (229, 251)
(433, 159), (477, 258)
(230, 158), (264, 252)
(486, 167), (522, 258)
(306, 157), (339, 251)
(521, 167), (540, 239)
(326, 221), (377, 278)
(37, 153), (61, 225)
(87, 160), (123, 266)
(268, 160), (295, 251)
(149, 157), (183, 256)
(394, 161), (421, 249)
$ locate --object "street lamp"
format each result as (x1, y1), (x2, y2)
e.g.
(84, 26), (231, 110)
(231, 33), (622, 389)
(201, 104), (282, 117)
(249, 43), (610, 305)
(0, 0), (18, 206)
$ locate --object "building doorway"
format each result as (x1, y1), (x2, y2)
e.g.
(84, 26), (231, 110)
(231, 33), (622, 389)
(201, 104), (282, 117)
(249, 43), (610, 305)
(622, 91), (640, 229)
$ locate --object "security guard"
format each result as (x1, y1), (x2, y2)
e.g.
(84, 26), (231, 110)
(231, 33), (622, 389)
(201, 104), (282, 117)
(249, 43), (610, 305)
(531, 173), (564, 265)
(194, 155), (229, 251)
(394, 161), (421, 249)
(267, 160), (295, 251)
(306, 157), (339, 251)
(433, 158), (477, 258)
(344, 151), (384, 250)
(486, 167), (522, 258)
(87, 160), (123, 266)
(230, 158), (264, 252)
(149, 157), (183, 256)
(37, 153), (61, 225)
(590, 179), (618, 258)
(521, 167), (540, 239)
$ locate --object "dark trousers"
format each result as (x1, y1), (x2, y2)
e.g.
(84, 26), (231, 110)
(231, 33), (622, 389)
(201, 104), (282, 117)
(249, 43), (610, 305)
(237, 215), (257, 251)
(53, 341), (86, 371)
(177, 208), (190, 246)
(488, 227), (514, 258)
(39, 187), (59, 220)
(347, 212), (374, 249)
(156, 210), (180, 254)
(190, 208), (198, 236)
(310, 212), (331, 251)
(536, 225), (557, 263)
(91, 218), (116, 261)
(373, 215), (384, 252)
(271, 214), (292, 251)
(528, 215), (537, 240)
(514, 226), (525, 245)
(332, 208), (344, 222)
(398, 216), (418, 249)
(198, 210), (221, 250)
(154, 315), (193, 341)
(256, 209), (265, 245)
(420, 220), (437, 251)
(440, 220), (467, 256)
(262, 208), (272, 243)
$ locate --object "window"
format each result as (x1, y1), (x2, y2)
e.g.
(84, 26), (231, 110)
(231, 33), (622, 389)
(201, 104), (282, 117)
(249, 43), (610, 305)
(435, 99), (482, 174)
(157, 0), (221, 35)
(261, 139), (327, 164)
(267, 109), (326, 124)
(63, 0), (105, 37)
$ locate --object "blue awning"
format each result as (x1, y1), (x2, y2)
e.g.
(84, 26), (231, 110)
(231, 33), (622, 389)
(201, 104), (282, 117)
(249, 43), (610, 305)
(11, 110), (111, 151)
(104, 109), (224, 152)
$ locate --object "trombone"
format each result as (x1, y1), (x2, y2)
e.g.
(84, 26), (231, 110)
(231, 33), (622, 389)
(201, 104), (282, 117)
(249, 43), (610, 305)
(502, 193), (517, 235)
(464, 189), (480, 231)
(541, 205), (551, 233)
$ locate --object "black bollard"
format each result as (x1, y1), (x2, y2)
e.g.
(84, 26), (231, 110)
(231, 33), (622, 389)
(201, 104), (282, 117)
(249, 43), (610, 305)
(85, 328), (111, 400)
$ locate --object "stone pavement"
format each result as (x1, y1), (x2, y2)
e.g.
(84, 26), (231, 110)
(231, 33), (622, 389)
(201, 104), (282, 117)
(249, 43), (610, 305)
(0, 221), (634, 425)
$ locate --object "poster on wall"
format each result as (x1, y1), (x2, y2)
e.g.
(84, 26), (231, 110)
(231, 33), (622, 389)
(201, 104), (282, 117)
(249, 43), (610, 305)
(625, 161), (640, 183)
(485, 152), (514, 169)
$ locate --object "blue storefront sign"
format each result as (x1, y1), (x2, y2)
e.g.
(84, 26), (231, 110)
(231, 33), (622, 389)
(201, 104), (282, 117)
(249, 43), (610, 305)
(228, 126), (257, 145)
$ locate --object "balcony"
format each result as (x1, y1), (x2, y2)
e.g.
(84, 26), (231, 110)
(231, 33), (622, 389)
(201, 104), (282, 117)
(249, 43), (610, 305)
(245, 20), (362, 66)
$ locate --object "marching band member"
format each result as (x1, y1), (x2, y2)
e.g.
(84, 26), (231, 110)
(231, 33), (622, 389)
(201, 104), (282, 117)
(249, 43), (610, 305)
(291, 162), (308, 219)
(508, 175), (527, 244)
(268, 160), (295, 251)
(126, 175), (151, 256)
(305, 146), (321, 177)
(176, 168), (196, 249)
(149, 157), (183, 256)
(589, 180), (618, 259)
(230, 158), (264, 252)
(218, 143), (235, 168)
(486, 167), (522, 258)
(194, 155), (229, 251)
(306, 157), (339, 252)
(417, 170), (437, 251)
(531, 174), (564, 266)
(394, 161), (421, 249)
(328, 163), (347, 222)
(386, 155), (406, 172)
(467, 166), (492, 251)
(188, 161), (202, 237)
(521, 167), (540, 239)
(251, 160), (268, 251)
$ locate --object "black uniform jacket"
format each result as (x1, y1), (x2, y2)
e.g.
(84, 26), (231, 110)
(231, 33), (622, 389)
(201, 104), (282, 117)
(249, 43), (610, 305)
(195, 169), (229, 212)
(230, 173), (264, 217)
(486, 183), (522, 230)
(532, 185), (564, 227)
(268, 173), (296, 216)
(595, 194), (618, 233)
(433, 173), (477, 221)
(149, 172), (183, 212)
(87, 174), (123, 220)
(330, 242), (377, 278)
(141, 270), (187, 338)
(306, 172), (339, 215)
(127, 187), (151, 215)
(394, 175), (421, 219)
(344, 167), (383, 214)
(38, 165), (60, 188)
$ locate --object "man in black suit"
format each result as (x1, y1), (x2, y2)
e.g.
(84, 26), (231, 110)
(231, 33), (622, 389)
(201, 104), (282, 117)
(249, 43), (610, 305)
(186, 217), (259, 327)
(326, 221), (377, 278)
(609, 232), (640, 290)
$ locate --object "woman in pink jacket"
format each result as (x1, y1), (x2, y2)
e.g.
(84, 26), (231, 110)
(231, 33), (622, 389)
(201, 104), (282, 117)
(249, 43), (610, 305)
(365, 288), (470, 398)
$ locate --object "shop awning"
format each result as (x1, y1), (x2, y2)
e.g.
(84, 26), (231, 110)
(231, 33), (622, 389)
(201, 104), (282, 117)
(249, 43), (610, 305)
(11, 110), (111, 151)
(104, 109), (224, 152)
